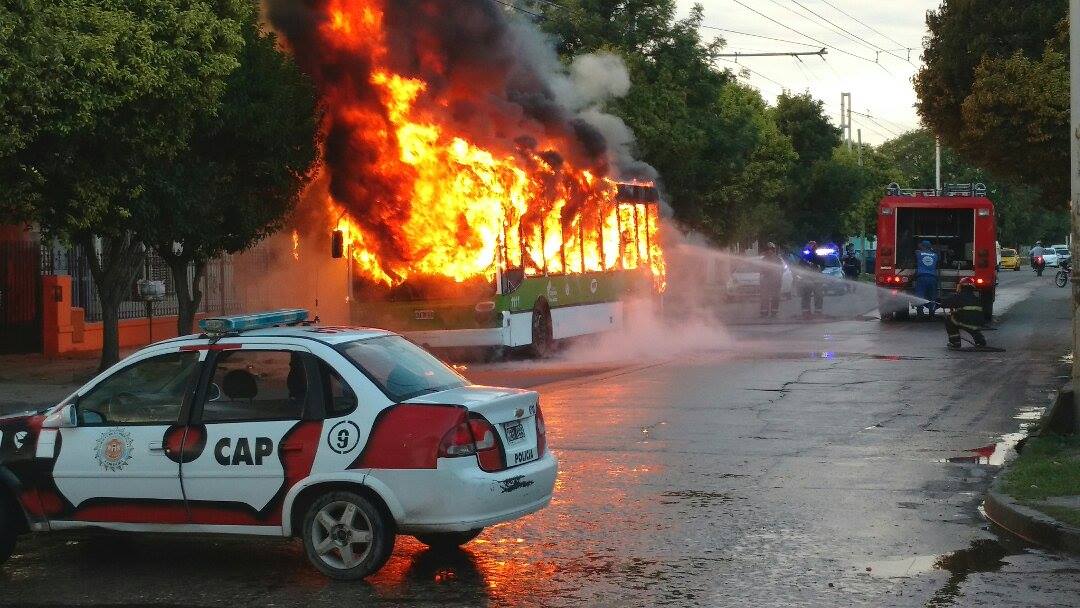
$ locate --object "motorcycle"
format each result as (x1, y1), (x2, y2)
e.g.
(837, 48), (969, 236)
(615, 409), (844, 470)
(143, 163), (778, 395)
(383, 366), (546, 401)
(1033, 255), (1046, 277)
(1056, 261), (1071, 288)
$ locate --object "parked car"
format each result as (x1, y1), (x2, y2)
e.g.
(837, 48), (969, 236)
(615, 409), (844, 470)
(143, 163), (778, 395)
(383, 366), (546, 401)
(1053, 245), (1071, 267)
(725, 256), (794, 300)
(998, 248), (1021, 271)
(0, 309), (557, 580)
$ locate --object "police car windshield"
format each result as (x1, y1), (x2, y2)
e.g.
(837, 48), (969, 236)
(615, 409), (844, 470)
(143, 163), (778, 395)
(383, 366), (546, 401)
(822, 255), (841, 268)
(339, 335), (467, 402)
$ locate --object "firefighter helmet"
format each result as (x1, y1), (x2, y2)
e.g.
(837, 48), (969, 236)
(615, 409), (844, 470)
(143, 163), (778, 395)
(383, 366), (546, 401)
(956, 276), (977, 293)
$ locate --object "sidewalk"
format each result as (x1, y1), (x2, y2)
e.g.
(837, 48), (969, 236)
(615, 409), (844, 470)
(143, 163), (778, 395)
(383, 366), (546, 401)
(0, 352), (129, 415)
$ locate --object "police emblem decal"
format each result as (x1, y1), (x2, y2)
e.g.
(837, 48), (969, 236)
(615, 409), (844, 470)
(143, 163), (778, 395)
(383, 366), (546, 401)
(95, 428), (134, 471)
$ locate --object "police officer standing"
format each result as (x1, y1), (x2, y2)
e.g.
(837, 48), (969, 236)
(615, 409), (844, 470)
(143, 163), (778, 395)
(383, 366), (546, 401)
(796, 241), (825, 319)
(760, 242), (782, 318)
(914, 240), (939, 317)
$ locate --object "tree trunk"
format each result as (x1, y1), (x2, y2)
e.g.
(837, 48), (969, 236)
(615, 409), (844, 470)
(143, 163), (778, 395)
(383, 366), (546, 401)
(1071, 0), (1080, 432)
(80, 232), (146, 371)
(166, 255), (206, 336)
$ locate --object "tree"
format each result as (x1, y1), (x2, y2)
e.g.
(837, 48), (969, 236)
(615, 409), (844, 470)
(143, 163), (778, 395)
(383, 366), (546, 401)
(876, 130), (1068, 247)
(538, 2), (800, 244)
(139, 16), (320, 336)
(4, 0), (247, 369)
(914, 0), (1068, 204)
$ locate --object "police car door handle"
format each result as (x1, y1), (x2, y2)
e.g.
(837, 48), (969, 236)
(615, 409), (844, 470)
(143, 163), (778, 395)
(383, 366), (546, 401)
(148, 441), (165, 452)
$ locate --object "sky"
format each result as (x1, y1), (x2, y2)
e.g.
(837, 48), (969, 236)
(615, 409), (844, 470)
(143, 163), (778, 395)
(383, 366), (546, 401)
(679, 0), (941, 144)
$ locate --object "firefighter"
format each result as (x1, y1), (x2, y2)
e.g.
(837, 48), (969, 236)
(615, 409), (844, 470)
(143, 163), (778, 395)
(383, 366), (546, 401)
(940, 277), (987, 350)
(914, 240), (939, 317)
(796, 241), (825, 318)
(759, 242), (782, 318)
(841, 244), (860, 293)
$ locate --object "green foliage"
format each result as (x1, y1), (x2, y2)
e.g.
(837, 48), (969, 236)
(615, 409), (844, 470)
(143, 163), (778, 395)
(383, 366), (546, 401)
(137, 13), (320, 333)
(876, 129), (1069, 246)
(915, 0), (1068, 206)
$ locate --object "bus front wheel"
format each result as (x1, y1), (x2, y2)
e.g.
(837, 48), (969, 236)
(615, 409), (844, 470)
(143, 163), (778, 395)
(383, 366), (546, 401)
(529, 300), (555, 358)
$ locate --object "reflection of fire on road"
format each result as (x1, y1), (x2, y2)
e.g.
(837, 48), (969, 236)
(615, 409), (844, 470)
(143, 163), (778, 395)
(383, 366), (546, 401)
(266, 0), (665, 293)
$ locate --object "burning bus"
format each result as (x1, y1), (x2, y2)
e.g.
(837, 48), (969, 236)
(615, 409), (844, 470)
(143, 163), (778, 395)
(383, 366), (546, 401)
(336, 182), (662, 356)
(264, 1), (668, 355)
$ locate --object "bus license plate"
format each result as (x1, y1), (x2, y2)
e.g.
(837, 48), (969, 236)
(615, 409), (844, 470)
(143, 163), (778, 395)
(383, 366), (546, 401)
(503, 421), (526, 444)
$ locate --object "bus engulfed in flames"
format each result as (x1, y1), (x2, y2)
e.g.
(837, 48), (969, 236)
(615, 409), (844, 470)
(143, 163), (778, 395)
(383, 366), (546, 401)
(269, 0), (666, 293)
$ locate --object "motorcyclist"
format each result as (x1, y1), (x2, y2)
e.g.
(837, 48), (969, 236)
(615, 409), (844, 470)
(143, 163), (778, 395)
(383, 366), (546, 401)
(1031, 241), (1046, 276)
(796, 241), (826, 319)
(759, 242), (783, 318)
(939, 277), (987, 350)
(841, 244), (860, 292)
(913, 240), (939, 317)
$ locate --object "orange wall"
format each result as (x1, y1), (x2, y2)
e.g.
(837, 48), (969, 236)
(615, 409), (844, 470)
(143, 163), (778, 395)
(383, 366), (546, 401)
(42, 275), (201, 357)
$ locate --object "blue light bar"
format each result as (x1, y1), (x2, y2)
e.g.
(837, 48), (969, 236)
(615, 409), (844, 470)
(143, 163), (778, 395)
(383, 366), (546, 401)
(199, 309), (309, 335)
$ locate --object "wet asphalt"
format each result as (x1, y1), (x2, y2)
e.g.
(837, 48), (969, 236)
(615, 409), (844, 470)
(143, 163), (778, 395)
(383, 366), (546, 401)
(3, 271), (1080, 607)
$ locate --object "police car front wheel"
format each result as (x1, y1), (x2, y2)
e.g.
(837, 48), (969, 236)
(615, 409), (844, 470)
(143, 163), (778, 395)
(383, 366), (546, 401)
(301, 491), (394, 580)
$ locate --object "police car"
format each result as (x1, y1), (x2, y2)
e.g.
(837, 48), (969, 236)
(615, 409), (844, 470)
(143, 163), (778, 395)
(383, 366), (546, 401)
(0, 310), (556, 579)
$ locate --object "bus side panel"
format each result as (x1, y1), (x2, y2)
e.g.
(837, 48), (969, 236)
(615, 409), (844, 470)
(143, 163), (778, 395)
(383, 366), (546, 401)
(550, 301), (623, 340)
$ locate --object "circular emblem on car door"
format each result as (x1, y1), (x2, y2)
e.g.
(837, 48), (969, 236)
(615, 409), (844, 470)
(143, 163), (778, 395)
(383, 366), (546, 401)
(95, 428), (134, 471)
(327, 421), (361, 455)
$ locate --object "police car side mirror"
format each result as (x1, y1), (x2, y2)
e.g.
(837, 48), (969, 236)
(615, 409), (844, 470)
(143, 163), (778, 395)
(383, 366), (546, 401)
(42, 403), (78, 429)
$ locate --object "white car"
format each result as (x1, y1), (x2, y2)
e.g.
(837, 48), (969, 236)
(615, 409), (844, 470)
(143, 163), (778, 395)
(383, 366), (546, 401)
(0, 309), (556, 580)
(1053, 245), (1071, 267)
(1041, 248), (1061, 267)
(725, 256), (794, 299)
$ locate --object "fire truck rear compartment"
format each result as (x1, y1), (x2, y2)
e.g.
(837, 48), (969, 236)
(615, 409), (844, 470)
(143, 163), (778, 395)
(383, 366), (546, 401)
(896, 208), (975, 290)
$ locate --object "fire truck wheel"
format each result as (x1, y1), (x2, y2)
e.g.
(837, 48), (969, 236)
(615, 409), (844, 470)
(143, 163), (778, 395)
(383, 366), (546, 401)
(0, 494), (17, 566)
(529, 300), (555, 358)
(414, 528), (484, 550)
(302, 491), (395, 580)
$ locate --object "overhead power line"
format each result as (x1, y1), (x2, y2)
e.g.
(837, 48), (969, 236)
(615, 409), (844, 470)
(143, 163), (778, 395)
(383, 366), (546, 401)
(850, 110), (902, 137)
(489, 0), (543, 18)
(786, 0), (913, 66)
(818, 0), (910, 51)
(728, 0), (887, 72)
(714, 57), (786, 89)
(698, 25), (823, 48)
(716, 49), (827, 58)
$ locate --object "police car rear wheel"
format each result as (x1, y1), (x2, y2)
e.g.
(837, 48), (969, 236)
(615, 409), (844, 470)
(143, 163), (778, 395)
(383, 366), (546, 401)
(414, 528), (484, 550)
(0, 496), (17, 565)
(302, 492), (394, 580)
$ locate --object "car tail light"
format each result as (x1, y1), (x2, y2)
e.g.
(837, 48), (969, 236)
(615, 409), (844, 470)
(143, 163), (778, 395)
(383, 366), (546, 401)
(438, 418), (478, 457)
(536, 404), (547, 456)
(470, 418), (505, 472)
(975, 278), (985, 285)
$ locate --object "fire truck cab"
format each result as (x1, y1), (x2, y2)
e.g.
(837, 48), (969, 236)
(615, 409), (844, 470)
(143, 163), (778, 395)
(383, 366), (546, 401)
(875, 183), (997, 322)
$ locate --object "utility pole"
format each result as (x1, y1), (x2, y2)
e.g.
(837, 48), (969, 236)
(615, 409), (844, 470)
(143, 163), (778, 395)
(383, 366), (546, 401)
(1070, 0), (1080, 422)
(857, 129), (867, 272)
(840, 92), (852, 150)
(935, 137), (942, 193)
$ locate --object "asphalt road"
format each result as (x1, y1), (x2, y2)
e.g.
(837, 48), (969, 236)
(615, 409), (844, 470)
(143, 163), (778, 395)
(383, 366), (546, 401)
(3, 270), (1080, 607)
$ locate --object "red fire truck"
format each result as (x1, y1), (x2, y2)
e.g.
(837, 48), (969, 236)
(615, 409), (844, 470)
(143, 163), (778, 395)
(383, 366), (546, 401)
(875, 183), (997, 322)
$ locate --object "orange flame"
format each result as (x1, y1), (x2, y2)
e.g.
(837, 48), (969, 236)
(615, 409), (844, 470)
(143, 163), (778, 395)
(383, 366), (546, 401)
(291, 230), (300, 262)
(310, 0), (664, 290)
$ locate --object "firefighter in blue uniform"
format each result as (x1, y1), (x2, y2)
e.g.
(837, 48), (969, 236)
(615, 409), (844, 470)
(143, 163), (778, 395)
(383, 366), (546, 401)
(914, 240), (939, 317)
(940, 277), (987, 349)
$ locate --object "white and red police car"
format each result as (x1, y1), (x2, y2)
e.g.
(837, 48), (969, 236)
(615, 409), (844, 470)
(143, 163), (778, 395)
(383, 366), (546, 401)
(0, 310), (556, 579)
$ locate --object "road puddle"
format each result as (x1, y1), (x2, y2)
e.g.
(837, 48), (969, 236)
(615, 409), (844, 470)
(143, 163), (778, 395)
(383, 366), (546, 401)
(863, 538), (1013, 607)
(939, 432), (1026, 466)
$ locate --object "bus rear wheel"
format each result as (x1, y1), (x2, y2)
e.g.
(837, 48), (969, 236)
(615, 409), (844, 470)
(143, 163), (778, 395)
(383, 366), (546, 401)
(529, 300), (555, 358)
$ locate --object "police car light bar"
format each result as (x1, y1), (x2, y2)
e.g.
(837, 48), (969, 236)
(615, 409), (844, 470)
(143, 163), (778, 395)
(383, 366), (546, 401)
(199, 309), (309, 335)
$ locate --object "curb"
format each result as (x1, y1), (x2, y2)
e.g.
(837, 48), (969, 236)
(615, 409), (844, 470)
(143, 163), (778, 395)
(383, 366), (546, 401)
(984, 478), (1080, 555)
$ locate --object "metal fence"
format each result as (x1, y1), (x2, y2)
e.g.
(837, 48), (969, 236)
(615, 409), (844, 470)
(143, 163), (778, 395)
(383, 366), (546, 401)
(41, 243), (239, 322)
